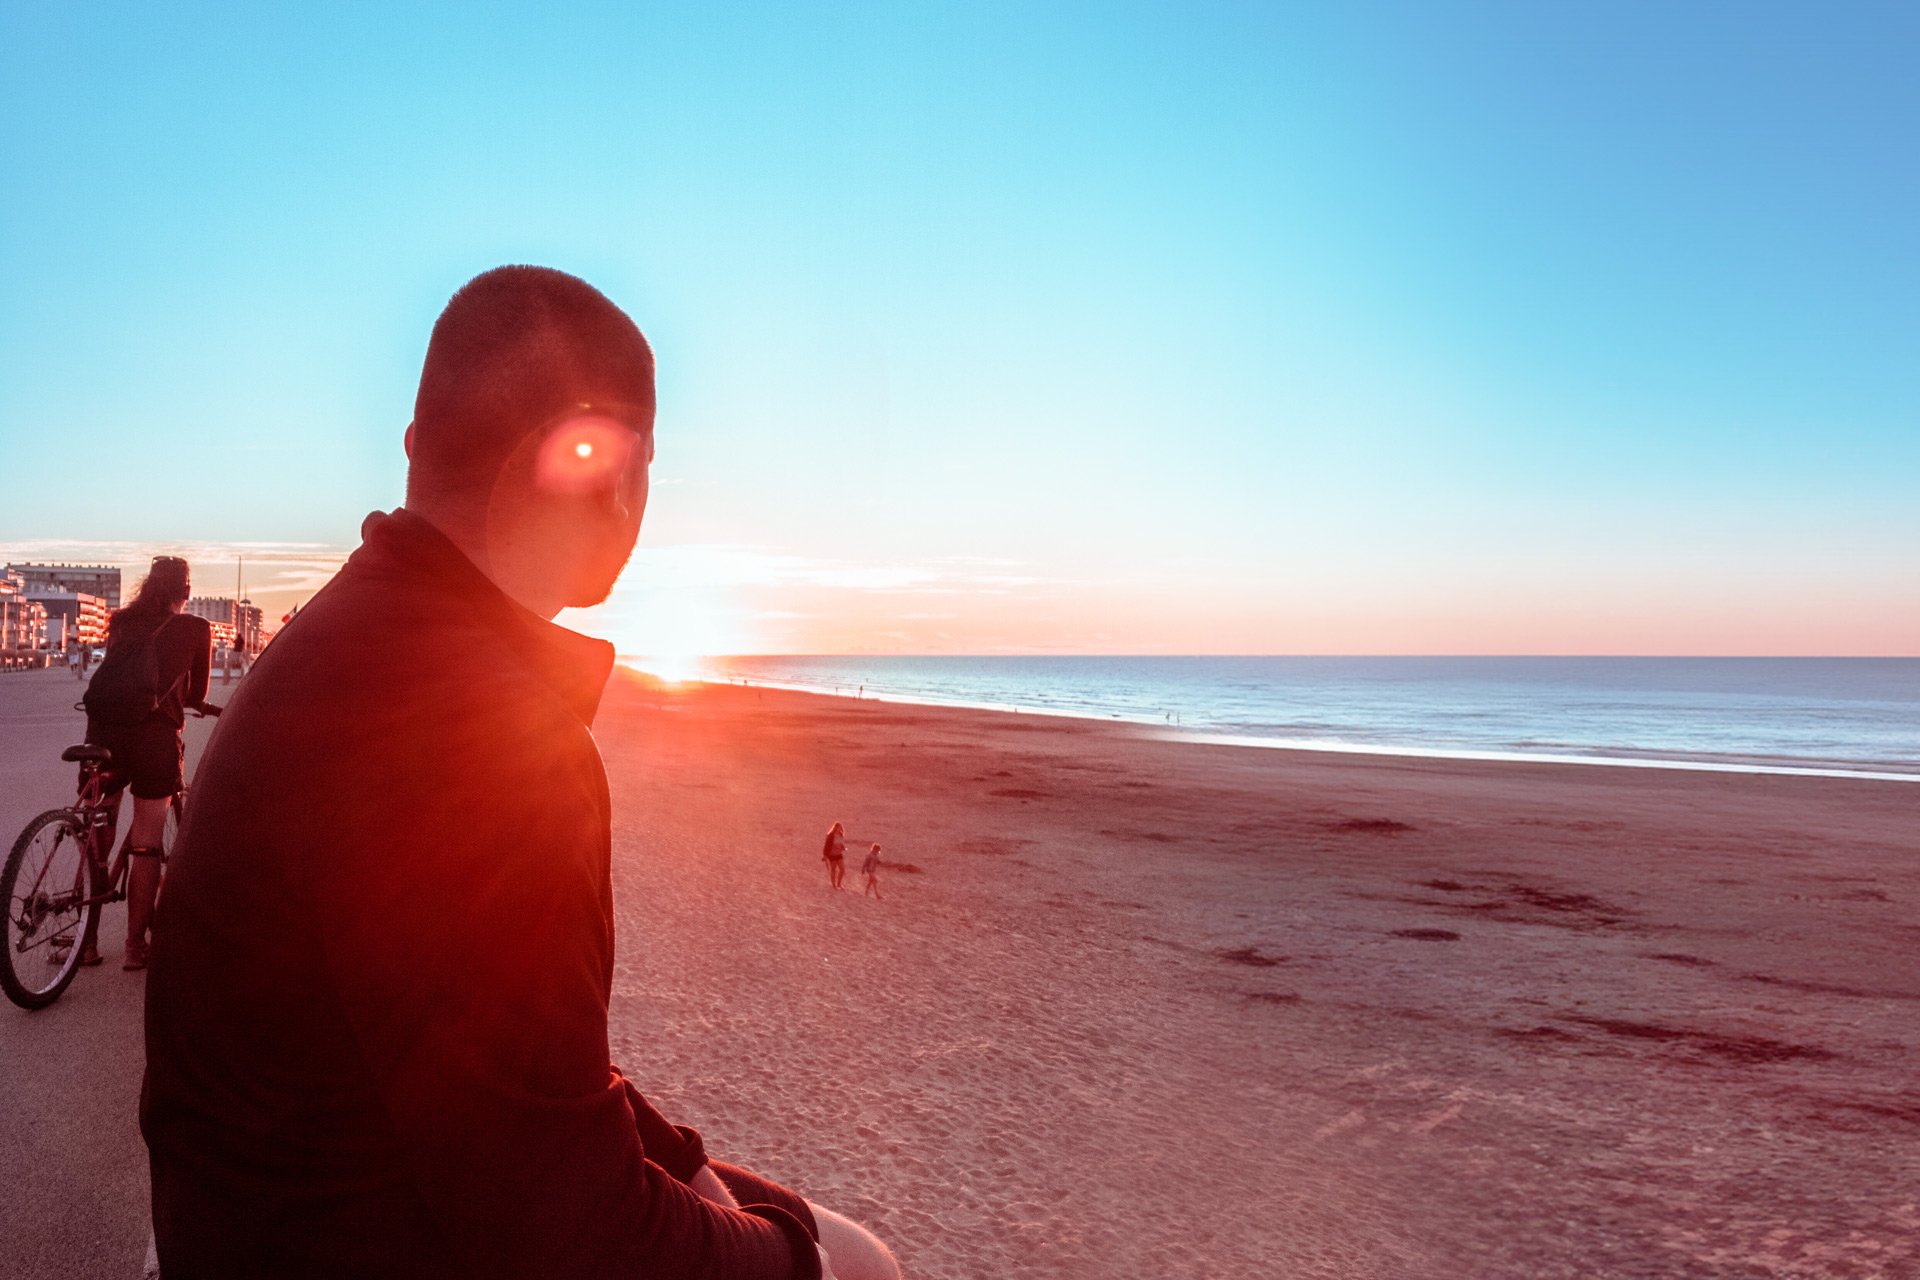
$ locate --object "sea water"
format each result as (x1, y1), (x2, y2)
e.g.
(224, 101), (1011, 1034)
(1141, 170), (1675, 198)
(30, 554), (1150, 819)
(671, 656), (1920, 781)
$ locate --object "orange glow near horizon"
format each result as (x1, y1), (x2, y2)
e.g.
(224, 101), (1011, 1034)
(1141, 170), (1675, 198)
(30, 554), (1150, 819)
(586, 587), (755, 682)
(623, 654), (710, 684)
(35, 539), (1916, 661)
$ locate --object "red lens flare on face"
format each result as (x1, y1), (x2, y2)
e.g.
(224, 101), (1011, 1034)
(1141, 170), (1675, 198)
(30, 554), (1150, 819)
(534, 414), (637, 495)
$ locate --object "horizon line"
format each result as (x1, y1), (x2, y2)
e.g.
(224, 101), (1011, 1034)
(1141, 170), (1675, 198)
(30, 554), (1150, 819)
(618, 651), (1920, 661)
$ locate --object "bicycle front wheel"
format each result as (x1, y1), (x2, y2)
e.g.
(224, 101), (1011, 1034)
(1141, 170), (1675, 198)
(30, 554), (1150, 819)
(1, 810), (97, 1010)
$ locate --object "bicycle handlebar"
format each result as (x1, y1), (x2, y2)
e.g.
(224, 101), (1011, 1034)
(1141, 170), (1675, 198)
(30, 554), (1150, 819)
(69, 701), (222, 718)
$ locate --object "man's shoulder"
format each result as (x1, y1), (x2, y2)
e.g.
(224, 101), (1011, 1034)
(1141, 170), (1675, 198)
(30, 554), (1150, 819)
(242, 574), (565, 729)
(265, 567), (489, 667)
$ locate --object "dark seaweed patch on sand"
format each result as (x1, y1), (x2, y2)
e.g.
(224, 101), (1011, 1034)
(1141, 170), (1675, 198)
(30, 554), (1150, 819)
(1565, 1016), (1834, 1064)
(1425, 880), (1632, 931)
(1390, 928), (1461, 941)
(1332, 818), (1415, 835)
(1507, 885), (1617, 915)
(1216, 946), (1288, 967)
(989, 788), (1051, 800)
(1245, 991), (1303, 1005)
(1498, 1025), (1583, 1044)
(1830, 1097), (1920, 1126)
(1744, 973), (1917, 1000)
(1644, 952), (1715, 967)
(958, 836), (1031, 857)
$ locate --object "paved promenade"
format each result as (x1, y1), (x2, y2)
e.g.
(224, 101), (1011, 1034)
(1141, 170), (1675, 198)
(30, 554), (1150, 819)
(0, 670), (221, 1280)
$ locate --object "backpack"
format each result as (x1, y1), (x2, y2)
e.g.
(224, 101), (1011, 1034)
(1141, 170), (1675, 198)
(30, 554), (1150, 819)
(82, 615), (179, 727)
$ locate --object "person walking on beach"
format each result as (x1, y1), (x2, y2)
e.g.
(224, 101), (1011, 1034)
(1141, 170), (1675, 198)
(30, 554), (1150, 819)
(861, 843), (883, 899)
(823, 820), (848, 889)
(77, 555), (219, 970)
(141, 267), (896, 1280)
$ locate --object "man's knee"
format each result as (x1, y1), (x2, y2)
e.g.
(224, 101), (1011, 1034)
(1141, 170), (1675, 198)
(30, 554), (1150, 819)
(807, 1202), (902, 1280)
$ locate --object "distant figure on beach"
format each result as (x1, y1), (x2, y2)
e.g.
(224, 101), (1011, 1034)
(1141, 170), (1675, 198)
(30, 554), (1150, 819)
(141, 267), (897, 1280)
(862, 844), (883, 898)
(67, 645), (81, 679)
(77, 555), (219, 971)
(823, 820), (848, 889)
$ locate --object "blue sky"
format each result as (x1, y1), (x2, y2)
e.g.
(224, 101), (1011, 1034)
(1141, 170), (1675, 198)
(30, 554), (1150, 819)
(2, 2), (1914, 653)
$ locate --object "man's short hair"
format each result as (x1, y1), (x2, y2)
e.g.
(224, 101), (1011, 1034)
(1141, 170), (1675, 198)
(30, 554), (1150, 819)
(409, 266), (654, 500)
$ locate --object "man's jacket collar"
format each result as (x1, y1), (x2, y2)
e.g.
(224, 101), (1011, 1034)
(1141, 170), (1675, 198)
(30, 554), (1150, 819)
(350, 509), (615, 725)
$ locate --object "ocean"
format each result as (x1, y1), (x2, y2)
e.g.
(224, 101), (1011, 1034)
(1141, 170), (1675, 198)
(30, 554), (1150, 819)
(669, 656), (1920, 782)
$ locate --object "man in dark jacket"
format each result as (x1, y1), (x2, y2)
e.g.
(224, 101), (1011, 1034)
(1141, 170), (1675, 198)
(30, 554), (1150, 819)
(141, 267), (897, 1279)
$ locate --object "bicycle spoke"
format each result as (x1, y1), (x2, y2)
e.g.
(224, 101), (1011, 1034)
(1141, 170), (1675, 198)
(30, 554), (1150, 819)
(14, 925), (78, 956)
(14, 823), (73, 903)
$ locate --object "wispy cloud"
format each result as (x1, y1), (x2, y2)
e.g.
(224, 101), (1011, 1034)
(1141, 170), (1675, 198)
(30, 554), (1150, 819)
(620, 545), (1073, 594)
(4, 537), (1115, 651)
(1, 537), (346, 560)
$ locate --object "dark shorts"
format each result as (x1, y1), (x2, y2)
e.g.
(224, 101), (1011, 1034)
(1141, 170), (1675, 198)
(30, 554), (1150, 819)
(708, 1160), (819, 1241)
(87, 718), (184, 801)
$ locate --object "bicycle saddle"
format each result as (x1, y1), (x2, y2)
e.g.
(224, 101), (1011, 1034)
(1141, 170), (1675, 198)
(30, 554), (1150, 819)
(60, 744), (113, 765)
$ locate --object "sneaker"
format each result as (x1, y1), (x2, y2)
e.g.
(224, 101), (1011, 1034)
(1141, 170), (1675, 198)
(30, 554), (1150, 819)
(78, 945), (104, 967)
(121, 946), (147, 972)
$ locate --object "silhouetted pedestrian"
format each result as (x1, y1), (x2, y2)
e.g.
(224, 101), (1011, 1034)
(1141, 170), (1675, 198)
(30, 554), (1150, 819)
(823, 821), (847, 889)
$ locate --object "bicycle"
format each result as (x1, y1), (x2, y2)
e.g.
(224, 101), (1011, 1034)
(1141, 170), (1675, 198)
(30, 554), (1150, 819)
(1, 737), (189, 1011)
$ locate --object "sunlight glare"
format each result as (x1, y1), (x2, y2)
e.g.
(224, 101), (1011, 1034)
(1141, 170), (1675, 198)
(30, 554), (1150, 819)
(628, 653), (708, 684)
(608, 587), (754, 685)
(534, 414), (631, 495)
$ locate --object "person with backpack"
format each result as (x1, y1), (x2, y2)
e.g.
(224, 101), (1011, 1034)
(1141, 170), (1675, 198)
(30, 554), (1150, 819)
(79, 555), (219, 970)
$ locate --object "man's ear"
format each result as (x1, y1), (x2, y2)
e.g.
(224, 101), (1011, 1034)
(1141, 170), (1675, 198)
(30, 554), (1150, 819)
(403, 422), (416, 459)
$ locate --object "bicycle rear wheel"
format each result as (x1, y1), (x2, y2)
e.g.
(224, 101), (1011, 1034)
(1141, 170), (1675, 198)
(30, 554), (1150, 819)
(1, 810), (97, 1010)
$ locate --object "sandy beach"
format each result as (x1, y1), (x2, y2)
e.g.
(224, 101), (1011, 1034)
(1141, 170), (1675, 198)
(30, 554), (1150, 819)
(4, 666), (1917, 1279)
(596, 673), (1918, 1280)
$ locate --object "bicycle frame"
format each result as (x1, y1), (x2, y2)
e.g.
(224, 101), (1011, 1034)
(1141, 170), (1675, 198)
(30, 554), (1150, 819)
(74, 759), (133, 911)
(11, 762), (129, 924)
(15, 748), (193, 939)
(7, 715), (204, 1008)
